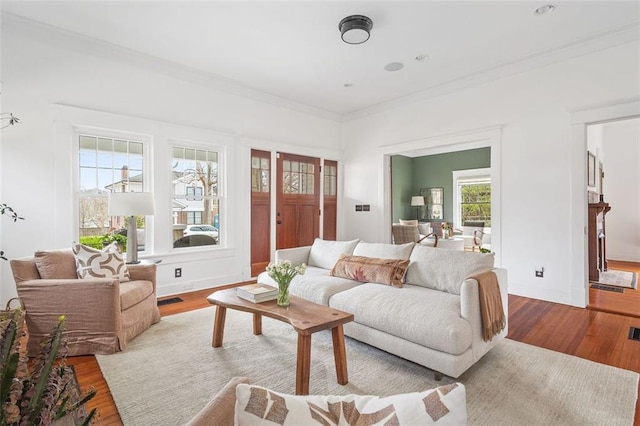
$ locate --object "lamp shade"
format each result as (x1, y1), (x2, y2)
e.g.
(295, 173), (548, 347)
(108, 192), (155, 216)
(410, 196), (425, 207)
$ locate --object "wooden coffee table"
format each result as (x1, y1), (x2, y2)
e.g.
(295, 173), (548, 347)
(207, 288), (354, 395)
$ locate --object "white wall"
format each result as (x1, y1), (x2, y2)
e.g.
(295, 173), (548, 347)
(602, 118), (640, 262)
(0, 18), (341, 301)
(341, 41), (640, 306)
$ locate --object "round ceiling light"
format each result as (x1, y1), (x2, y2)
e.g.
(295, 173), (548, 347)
(384, 62), (404, 72)
(339, 15), (373, 45)
(534, 4), (555, 15)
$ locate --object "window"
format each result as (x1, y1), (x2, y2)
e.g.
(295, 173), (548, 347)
(453, 169), (491, 228)
(172, 146), (220, 248)
(324, 164), (337, 196)
(78, 133), (147, 250)
(251, 155), (270, 193)
(283, 160), (314, 194)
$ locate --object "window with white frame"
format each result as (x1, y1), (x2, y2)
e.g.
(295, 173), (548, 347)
(171, 146), (221, 248)
(78, 133), (149, 251)
(452, 169), (491, 228)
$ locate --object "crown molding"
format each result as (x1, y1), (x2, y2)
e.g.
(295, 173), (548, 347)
(342, 22), (640, 122)
(1, 12), (342, 123)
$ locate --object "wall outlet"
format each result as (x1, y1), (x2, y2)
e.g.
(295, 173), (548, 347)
(535, 267), (544, 278)
(174, 268), (182, 278)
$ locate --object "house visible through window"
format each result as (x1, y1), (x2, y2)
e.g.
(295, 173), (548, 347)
(172, 146), (221, 248)
(78, 133), (147, 250)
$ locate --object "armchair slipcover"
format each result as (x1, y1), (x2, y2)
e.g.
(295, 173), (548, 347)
(10, 249), (161, 356)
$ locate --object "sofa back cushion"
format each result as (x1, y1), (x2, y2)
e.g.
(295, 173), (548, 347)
(235, 382), (467, 425)
(34, 249), (78, 279)
(353, 242), (414, 260)
(330, 254), (410, 288)
(406, 245), (495, 294)
(307, 238), (359, 270)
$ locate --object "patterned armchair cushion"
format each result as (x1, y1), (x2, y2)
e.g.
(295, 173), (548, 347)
(235, 383), (467, 425)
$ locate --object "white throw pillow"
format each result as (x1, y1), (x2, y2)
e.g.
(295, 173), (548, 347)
(353, 242), (414, 260)
(72, 242), (130, 282)
(235, 383), (467, 425)
(406, 245), (495, 294)
(307, 238), (360, 270)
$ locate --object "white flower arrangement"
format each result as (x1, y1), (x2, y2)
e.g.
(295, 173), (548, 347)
(266, 259), (307, 285)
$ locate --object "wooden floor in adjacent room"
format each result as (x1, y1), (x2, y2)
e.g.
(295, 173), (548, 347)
(589, 260), (640, 318)
(68, 287), (640, 425)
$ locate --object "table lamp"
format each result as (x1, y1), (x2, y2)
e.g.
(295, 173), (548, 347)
(411, 196), (425, 220)
(108, 192), (155, 264)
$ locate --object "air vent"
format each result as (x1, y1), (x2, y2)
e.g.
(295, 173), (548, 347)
(157, 297), (183, 307)
(629, 327), (640, 341)
(590, 284), (624, 293)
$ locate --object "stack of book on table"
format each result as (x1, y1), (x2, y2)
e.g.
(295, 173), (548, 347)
(236, 283), (278, 303)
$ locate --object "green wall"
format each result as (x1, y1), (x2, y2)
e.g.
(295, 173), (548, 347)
(391, 155), (414, 222)
(392, 147), (491, 224)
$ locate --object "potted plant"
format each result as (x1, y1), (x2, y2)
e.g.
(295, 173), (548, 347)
(100, 232), (127, 251)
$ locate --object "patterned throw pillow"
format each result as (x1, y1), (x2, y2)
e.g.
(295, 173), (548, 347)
(330, 254), (410, 288)
(235, 383), (467, 425)
(72, 242), (130, 282)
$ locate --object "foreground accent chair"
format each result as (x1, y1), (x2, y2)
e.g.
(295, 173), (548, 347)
(10, 249), (161, 356)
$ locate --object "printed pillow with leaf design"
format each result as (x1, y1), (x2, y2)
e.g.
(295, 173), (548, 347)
(235, 383), (466, 425)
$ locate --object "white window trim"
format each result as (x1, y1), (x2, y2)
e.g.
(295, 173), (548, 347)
(452, 168), (491, 229)
(169, 141), (226, 252)
(73, 125), (153, 251)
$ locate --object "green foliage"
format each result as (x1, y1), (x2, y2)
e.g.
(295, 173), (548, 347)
(0, 203), (24, 261)
(78, 236), (103, 250)
(100, 232), (127, 247)
(0, 311), (97, 425)
(461, 183), (491, 226)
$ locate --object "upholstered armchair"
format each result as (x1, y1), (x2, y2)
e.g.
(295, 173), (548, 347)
(456, 221), (485, 252)
(10, 248), (161, 356)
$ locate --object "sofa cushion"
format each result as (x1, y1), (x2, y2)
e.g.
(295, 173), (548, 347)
(259, 266), (361, 306)
(235, 382), (467, 425)
(119, 280), (154, 310)
(72, 242), (131, 282)
(353, 242), (414, 260)
(330, 283), (473, 355)
(406, 245), (495, 294)
(330, 254), (410, 288)
(34, 249), (77, 279)
(307, 238), (359, 270)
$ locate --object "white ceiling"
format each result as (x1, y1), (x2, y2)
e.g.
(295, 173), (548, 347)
(2, 1), (639, 118)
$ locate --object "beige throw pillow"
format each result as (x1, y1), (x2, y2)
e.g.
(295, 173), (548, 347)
(330, 254), (410, 288)
(72, 242), (130, 282)
(34, 249), (78, 279)
(235, 383), (467, 425)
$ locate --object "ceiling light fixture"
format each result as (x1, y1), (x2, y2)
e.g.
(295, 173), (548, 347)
(384, 62), (404, 72)
(534, 4), (555, 15)
(415, 54), (429, 62)
(343, 83), (354, 88)
(339, 15), (373, 45)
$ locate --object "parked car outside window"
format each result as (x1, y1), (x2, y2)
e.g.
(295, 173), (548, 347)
(183, 225), (218, 242)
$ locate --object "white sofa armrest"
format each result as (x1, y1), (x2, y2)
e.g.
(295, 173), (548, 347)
(460, 268), (508, 360)
(275, 246), (312, 266)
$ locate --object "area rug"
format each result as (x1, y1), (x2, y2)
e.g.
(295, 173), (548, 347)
(96, 307), (639, 425)
(592, 269), (638, 289)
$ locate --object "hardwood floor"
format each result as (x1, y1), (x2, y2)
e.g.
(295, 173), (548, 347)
(589, 260), (640, 318)
(67, 286), (640, 425)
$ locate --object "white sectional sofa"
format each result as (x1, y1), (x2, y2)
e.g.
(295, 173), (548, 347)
(258, 238), (508, 379)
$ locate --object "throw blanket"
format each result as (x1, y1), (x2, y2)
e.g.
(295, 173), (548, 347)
(471, 271), (506, 342)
